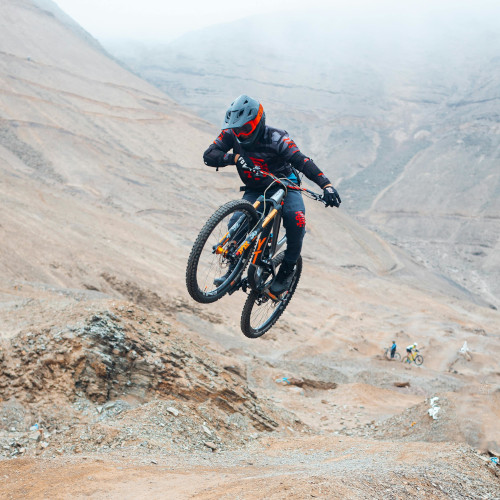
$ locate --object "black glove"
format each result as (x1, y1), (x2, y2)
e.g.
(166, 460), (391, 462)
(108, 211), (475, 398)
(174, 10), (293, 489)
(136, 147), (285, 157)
(236, 154), (253, 170)
(236, 155), (263, 178)
(323, 185), (341, 207)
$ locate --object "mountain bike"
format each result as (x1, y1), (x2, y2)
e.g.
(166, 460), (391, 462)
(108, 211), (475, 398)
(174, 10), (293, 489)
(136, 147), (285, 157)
(186, 166), (326, 338)
(403, 350), (423, 365)
(384, 348), (401, 361)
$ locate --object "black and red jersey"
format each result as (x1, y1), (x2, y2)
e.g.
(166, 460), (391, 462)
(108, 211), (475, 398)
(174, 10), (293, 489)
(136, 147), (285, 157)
(203, 126), (331, 191)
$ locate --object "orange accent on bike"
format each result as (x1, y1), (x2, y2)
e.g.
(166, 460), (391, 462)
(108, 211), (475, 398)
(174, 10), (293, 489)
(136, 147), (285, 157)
(218, 231), (230, 246)
(262, 209), (277, 228)
(252, 237), (267, 264)
(236, 240), (250, 256)
(253, 200), (261, 209)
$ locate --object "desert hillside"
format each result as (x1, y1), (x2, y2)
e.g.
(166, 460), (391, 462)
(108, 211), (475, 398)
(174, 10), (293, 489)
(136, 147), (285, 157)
(0, 1), (499, 498)
(109, 3), (500, 307)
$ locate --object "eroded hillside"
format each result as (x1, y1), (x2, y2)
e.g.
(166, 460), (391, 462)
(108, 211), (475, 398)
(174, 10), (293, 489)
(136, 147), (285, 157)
(0, 1), (499, 498)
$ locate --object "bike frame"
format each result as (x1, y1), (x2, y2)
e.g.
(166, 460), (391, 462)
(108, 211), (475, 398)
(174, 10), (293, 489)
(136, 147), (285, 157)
(218, 168), (323, 296)
(245, 188), (286, 292)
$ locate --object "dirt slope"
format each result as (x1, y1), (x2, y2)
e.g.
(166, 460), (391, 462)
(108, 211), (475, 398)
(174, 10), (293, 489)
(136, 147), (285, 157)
(0, 1), (499, 498)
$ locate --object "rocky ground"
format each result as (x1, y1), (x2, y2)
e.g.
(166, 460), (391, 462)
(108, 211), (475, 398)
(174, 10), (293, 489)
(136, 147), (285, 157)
(0, 292), (498, 499)
(0, 301), (294, 459)
(0, 2), (499, 497)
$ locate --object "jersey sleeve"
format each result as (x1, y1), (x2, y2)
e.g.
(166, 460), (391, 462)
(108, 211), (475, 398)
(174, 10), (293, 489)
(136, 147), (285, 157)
(203, 130), (236, 168)
(278, 133), (332, 189)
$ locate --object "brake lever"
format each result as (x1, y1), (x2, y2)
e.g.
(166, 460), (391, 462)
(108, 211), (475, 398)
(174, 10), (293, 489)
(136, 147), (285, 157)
(316, 193), (328, 206)
(245, 166), (265, 179)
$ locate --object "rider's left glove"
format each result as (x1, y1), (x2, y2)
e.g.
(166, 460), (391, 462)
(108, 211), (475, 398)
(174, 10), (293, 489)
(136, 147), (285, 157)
(323, 185), (341, 207)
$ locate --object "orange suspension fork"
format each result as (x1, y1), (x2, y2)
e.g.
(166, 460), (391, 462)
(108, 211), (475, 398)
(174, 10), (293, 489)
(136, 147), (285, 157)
(262, 209), (277, 228)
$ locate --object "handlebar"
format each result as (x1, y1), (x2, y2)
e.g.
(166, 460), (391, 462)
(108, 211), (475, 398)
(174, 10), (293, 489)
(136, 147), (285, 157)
(242, 165), (327, 206)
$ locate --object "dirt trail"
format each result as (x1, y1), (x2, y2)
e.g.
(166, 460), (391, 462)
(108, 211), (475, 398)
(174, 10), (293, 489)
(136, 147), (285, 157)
(0, 436), (498, 499)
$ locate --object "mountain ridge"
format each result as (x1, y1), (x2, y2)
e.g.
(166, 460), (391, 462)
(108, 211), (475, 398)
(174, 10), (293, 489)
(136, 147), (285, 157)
(0, 2), (498, 496)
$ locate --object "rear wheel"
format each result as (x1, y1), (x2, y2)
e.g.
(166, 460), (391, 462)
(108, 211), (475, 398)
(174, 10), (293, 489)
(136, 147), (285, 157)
(385, 349), (400, 361)
(241, 254), (302, 338)
(186, 200), (258, 303)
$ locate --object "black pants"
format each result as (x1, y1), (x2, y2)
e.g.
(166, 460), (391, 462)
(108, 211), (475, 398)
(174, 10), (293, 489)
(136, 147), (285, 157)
(230, 188), (306, 264)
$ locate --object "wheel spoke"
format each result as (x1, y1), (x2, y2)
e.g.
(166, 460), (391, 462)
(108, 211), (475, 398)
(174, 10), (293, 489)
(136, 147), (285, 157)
(186, 200), (258, 304)
(241, 254), (302, 338)
(249, 295), (282, 330)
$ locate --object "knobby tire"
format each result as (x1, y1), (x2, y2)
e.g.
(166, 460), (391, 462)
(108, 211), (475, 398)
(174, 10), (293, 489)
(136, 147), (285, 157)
(186, 200), (259, 303)
(241, 254), (302, 338)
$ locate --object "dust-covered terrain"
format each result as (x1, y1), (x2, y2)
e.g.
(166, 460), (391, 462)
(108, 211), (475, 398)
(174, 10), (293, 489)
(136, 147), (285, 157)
(0, 0), (499, 498)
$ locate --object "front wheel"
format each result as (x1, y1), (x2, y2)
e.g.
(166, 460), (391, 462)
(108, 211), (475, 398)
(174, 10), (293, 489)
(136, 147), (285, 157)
(186, 200), (259, 303)
(241, 254), (302, 338)
(414, 354), (424, 366)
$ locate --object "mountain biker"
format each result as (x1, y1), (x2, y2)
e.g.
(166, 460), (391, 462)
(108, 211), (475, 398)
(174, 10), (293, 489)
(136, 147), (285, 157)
(203, 94), (341, 295)
(390, 340), (397, 359)
(406, 342), (418, 359)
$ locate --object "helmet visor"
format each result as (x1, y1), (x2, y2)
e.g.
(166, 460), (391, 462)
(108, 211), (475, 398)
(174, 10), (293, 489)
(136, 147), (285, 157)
(231, 104), (264, 139)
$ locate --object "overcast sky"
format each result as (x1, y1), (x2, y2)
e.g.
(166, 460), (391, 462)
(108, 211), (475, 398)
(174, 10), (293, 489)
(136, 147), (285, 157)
(54, 0), (500, 43)
(54, 0), (329, 42)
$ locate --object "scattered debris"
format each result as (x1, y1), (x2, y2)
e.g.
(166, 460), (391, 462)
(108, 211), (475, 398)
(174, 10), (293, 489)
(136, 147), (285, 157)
(428, 397), (440, 420)
(275, 377), (337, 390)
(275, 377), (291, 385)
(458, 342), (472, 361)
(203, 441), (217, 451)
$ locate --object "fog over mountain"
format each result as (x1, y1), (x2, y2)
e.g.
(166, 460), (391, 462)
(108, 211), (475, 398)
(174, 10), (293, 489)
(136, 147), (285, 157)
(1, 1), (499, 495)
(107, 2), (500, 307)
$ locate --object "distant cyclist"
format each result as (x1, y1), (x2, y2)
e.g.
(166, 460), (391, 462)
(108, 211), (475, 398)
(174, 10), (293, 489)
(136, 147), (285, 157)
(390, 340), (397, 359)
(203, 95), (341, 295)
(406, 342), (418, 361)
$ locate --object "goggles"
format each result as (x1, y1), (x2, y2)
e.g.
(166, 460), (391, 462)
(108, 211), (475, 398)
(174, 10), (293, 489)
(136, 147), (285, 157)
(232, 104), (264, 139)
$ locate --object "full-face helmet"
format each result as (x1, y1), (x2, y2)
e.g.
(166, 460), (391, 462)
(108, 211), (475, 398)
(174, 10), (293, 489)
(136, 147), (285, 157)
(222, 94), (266, 147)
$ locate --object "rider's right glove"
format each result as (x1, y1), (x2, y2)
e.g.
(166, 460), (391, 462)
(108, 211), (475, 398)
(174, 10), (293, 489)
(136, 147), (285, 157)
(236, 154), (252, 171)
(323, 185), (341, 207)
(236, 154), (263, 178)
